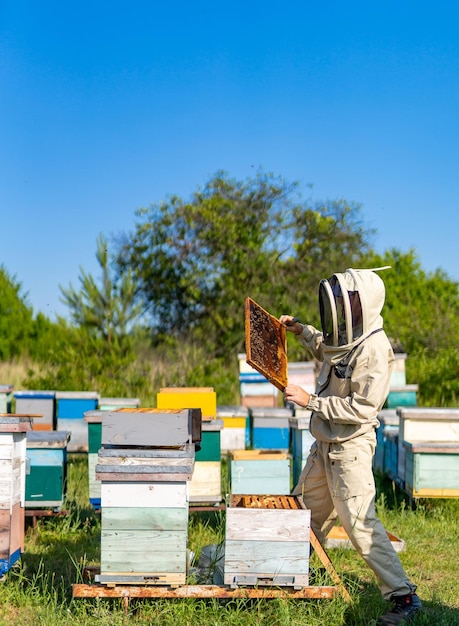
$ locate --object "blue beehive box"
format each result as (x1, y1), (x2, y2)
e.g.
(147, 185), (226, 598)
(56, 391), (99, 452)
(249, 407), (293, 450)
(374, 409), (399, 473)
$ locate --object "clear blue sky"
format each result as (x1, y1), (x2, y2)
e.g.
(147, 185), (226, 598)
(1, 1), (458, 320)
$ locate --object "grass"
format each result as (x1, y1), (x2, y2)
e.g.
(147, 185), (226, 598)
(0, 457), (458, 625)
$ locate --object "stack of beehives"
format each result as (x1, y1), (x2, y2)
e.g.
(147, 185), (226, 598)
(94, 407), (201, 585)
(156, 387), (223, 506)
(0, 414), (33, 575)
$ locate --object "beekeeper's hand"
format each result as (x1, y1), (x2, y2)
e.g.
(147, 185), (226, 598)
(283, 384), (311, 408)
(279, 315), (303, 335)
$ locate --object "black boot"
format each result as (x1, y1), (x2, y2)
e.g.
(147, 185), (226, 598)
(377, 593), (422, 625)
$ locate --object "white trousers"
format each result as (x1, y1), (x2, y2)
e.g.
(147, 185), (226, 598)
(292, 430), (416, 599)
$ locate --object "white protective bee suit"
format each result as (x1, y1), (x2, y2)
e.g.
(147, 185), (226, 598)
(291, 268), (417, 599)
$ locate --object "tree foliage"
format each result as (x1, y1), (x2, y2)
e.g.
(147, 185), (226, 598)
(116, 171), (373, 359)
(361, 248), (459, 355)
(0, 266), (33, 360)
(59, 234), (143, 347)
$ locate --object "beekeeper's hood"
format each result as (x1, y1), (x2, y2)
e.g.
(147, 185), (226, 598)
(317, 267), (389, 377)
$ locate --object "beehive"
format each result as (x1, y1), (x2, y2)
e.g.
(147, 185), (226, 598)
(96, 480), (189, 585)
(397, 407), (459, 485)
(101, 408), (202, 448)
(374, 410), (398, 474)
(249, 406), (293, 450)
(25, 430), (71, 509)
(403, 441), (459, 498)
(156, 387), (217, 421)
(217, 405), (249, 453)
(0, 415), (33, 575)
(0, 386), (13, 414)
(56, 391), (99, 452)
(224, 494), (311, 588)
(228, 450), (291, 495)
(188, 419), (223, 504)
(289, 414), (315, 486)
(14, 390), (56, 431)
(84, 399), (142, 510)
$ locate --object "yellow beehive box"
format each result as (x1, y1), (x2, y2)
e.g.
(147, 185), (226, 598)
(157, 387), (217, 421)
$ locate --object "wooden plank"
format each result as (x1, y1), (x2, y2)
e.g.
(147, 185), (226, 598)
(101, 481), (188, 508)
(73, 583), (338, 599)
(97, 471), (193, 482)
(0, 509), (10, 555)
(188, 461), (221, 502)
(226, 508), (310, 541)
(102, 506), (188, 531)
(101, 530), (187, 573)
(224, 539), (309, 578)
(245, 297), (288, 392)
(101, 409), (200, 447)
(230, 450), (288, 461)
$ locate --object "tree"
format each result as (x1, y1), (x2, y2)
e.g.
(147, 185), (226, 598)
(361, 248), (459, 355)
(116, 170), (373, 359)
(60, 234), (143, 346)
(0, 265), (33, 360)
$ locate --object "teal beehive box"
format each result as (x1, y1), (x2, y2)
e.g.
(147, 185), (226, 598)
(289, 414), (315, 487)
(228, 449), (291, 495)
(384, 385), (418, 409)
(25, 431), (71, 509)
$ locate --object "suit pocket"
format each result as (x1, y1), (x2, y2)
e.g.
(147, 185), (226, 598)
(327, 447), (362, 500)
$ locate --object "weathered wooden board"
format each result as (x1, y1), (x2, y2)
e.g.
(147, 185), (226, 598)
(102, 506), (188, 531)
(0, 508), (11, 556)
(224, 539), (309, 586)
(188, 461), (222, 503)
(0, 415), (34, 432)
(325, 525), (406, 553)
(100, 529), (187, 574)
(101, 481), (188, 508)
(101, 408), (202, 447)
(245, 297), (288, 392)
(73, 583), (338, 599)
(96, 445), (195, 479)
(226, 508), (310, 540)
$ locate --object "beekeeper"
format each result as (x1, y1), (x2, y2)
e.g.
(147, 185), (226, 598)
(280, 268), (422, 626)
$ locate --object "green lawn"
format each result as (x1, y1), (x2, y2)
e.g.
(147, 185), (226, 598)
(0, 455), (458, 625)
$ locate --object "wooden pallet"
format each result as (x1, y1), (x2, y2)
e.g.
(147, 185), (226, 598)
(73, 581), (340, 612)
(25, 509), (70, 529)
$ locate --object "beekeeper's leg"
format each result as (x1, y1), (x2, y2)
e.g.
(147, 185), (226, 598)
(327, 432), (416, 599)
(292, 441), (337, 545)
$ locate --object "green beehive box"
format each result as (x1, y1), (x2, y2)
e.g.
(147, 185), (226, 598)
(25, 431), (71, 509)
